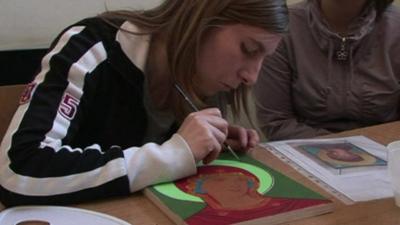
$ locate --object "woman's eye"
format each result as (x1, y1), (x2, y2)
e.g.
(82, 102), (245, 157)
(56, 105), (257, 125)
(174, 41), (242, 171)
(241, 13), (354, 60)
(241, 42), (259, 57)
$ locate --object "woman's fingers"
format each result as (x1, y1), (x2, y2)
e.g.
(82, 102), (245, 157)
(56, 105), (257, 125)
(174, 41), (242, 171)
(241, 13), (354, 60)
(177, 108), (228, 163)
(178, 108), (260, 163)
(227, 126), (260, 151)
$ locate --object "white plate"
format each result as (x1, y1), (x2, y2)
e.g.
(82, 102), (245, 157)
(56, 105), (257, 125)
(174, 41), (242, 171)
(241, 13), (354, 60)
(0, 206), (131, 225)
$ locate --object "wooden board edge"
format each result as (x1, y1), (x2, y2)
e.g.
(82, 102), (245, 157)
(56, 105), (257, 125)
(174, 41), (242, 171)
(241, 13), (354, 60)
(143, 188), (186, 225)
(236, 201), (334, 225)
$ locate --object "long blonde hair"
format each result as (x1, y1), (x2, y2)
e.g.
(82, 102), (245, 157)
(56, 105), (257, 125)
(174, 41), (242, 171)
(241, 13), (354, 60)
(100, 0), (288, 121)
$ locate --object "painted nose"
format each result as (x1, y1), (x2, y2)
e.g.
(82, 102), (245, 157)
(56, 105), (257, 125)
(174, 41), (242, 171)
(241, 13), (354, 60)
(239, 60), (262, 86)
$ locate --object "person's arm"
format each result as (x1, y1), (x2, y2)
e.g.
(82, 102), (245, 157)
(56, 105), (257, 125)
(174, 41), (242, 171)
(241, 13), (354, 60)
(253, 40), (330, 141)
(0, 19), (196, 206)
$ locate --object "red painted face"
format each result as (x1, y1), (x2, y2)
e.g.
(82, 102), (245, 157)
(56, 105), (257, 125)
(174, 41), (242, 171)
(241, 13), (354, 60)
(202, 173), (252, 196)
(327, 148), (363, 162)
(176, 166), (263, 210)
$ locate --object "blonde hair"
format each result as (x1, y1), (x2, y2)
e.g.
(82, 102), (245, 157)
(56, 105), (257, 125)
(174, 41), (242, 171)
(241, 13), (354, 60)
(100, 0), (288, 121)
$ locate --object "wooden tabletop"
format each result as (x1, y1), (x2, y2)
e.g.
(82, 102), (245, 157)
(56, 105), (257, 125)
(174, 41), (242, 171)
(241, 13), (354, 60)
(71, 121), (400, 225)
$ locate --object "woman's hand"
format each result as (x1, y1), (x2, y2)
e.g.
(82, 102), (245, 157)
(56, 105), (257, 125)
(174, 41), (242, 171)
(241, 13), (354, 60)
(226, 125), (260, 152)
(178, 108), (228, 164)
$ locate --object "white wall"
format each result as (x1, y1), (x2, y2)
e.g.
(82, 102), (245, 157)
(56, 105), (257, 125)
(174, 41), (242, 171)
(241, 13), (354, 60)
(1, 0), (399, 50)
(0, 0), (161, 50)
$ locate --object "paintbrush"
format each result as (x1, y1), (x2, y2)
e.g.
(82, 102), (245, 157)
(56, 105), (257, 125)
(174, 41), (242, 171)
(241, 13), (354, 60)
(174, 83), (240, 161)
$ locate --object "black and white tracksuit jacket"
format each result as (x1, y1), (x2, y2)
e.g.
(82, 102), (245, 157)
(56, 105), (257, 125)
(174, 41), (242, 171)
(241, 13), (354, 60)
(0, 17), (196, 207)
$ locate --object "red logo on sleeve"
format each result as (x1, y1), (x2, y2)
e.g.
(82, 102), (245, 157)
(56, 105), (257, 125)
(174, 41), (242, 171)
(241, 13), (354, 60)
(19, 82), (37, 105)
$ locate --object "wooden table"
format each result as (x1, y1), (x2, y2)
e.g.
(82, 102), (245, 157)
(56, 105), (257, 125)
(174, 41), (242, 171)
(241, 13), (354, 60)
(72, 121), (400, 225)
(1, 86), (398, 224)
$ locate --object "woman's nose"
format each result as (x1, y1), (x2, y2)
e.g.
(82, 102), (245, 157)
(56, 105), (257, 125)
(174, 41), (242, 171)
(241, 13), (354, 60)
(239, 60), (263, 86)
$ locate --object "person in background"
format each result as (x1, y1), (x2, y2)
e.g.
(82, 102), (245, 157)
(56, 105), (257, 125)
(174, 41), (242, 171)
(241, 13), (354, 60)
(0, 0), (288, 206)
(254, 0), (399, 140)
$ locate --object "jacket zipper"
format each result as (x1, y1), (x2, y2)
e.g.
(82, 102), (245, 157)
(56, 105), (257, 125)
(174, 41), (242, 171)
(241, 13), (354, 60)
(336, 37), (348, 61)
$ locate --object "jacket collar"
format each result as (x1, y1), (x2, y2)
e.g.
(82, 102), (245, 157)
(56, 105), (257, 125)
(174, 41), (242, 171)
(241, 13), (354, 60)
(107, 21), (151, 87)
(307, 0), (376, 46)
(116, 21), (151, 73)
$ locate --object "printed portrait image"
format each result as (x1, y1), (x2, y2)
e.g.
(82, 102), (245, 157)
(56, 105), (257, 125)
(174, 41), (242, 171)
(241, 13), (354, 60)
(291, 142), (387, 170)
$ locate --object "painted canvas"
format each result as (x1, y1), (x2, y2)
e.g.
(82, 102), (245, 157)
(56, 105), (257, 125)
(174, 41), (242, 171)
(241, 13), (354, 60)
(290, 141), (387, 171)
(144, 153), (333, 225)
